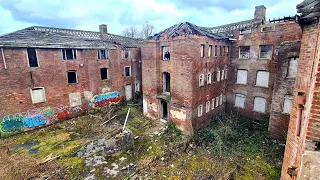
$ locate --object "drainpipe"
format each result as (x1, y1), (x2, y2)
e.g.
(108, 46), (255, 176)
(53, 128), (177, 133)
(1, 48), (7, 70)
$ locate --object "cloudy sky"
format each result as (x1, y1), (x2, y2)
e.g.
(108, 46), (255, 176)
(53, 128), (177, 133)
(0, 0), (303, 35)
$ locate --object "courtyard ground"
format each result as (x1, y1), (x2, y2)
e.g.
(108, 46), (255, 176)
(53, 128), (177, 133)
(0, 102), (285, 180)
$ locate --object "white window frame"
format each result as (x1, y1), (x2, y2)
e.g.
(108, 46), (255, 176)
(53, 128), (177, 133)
(135, 81), (140, 92)
(98, 49), (108, 60)
(217, 70), (221, 82)
(221, 70), (225, 81)
(256, 71), (269, 87)
(199, 74), (204, 87)
(124, 66), (132, 77)
(198, 104), (203, 117)
(62, 49), (77, 60)
(67, 70), (78, 84)
(122, 49), (131, 59)
(208, 45), (212, 57)
(216, 97), (219, 107)
(236, 69), (248, 85)
(211, 99), (215, 110)
(235, 94), (245, 108)
(200, 44), (205, 58)
(206, 101), (210, 113)
(239, 46), (250, 59)
(207, 73), (212, 84)
(162, 46), (170, 60)
(30, 87), (46, 104)
(282, 95), (293, 114)
(253, 97), (267, 113)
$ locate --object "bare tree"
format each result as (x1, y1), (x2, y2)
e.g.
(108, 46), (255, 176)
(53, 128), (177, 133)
(122, 26), (139, 38)
(140, 21), (155, 39)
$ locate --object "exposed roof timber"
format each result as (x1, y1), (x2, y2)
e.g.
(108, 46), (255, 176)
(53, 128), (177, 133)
(297, 0), (320, 20)
(297, 1), (320, 13)
(297, 0), (319, 9)
(302, 12), (320, 18)
(204, 19), (254, 34)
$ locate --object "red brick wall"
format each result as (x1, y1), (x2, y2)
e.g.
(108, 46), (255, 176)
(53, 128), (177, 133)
(0, 47), (141, 116)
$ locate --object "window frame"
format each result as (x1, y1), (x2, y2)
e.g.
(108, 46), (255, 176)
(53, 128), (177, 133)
(100, 68), (108, 80)
(124, 66), (132, 77)
(199, 74), (204, 87)
(62, 49), (77, 60)
(198, 104), (203, 117)
(239, 46), (250, 59)
(30, 87), (46, 104)
(67, 70), (78, 84)
(253, 97), (267, 113)
(200, 44), (205, 58)
(162, 46), (170, 61)
(235, 93), (246, 108)
(211, 99), (215, 110)
(255, 70), (270, 88)
(259, 45), (273, 60)
(98, 49), (108, 60)
(206, 101), (211, 113)
(208, 45), (213, 57)
(207, 73), (212, 84)
(27, 48), (39, 68)
(287, 57), (299, 78)
(236, 69), (248, 85)
(215, 97), (219, 107)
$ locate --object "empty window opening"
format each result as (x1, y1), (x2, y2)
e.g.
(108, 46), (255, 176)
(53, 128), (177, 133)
(287, 167), (297, 178)
(212, 71), (216, 83)
(287, 57), (299, 78)
(225, 69), (228, 79)
(200, 44), (205, 58)
(207, 73), (212, 84)
(217, 70), (221, 82)
(163, 72), (170, 93)
(162, 46), (170, 60)
(98, 49), (107, 59)
(283, 95), (293, 114)
(235, 94), (245, 108)
(214, 45), (218, 56)
(219, 94), (223, 105)
(30, 87), (46, 104)
(297, 105), (304, 137)
(100, 68), (108, 80)
(261, 26), (275, 32)
(216, 97), (219, 107)
(221, 70), (225, 81)
(135, 81), (140, 92)
(122, 49), (131, 59)
(239, 46), (250, 59)
(208, 45), (213, 57)
(259, 45), (273, 59)
(62, 49), (77, 60)
(27, 48), (38, 67)
(253, 97), (266, 113)
(124, 66), (131, 77)
(198, 104), (203, 117)
(219, 46), (222, 56)
(206, 101), (210, 113)
(223, 46), (226, 56)
(256, 71), (269, 87)
(67, 70), (78, 84)
(236, 69), (248, 84)
(199, 74), (204, 87)
(315, 142), (320, 151)
(160, 100), (169, 120)
(226, 46), (229, 57)
(211, 99), (215, 110)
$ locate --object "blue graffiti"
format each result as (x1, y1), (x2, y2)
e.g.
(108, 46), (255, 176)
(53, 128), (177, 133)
(23, 114), (47, 128)
(89, 91), (121, 107)
(1, 118), (24, 132)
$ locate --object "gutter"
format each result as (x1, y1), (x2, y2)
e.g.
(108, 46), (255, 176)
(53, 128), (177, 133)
(1, 48), (7, 70)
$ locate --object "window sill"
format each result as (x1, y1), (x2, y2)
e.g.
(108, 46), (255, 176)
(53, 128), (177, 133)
(68, 83), (79, 86)
(29, 67), (40, 69)
(162, 59), (170, 61)
(255, 85), (269, 88)
(253, 110), (266, 114)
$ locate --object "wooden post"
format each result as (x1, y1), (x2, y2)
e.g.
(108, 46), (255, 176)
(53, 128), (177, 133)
(123, 108), (131, 131)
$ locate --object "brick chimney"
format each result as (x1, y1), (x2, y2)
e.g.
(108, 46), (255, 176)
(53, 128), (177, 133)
(254, 5), (266, 24)
(99, 24), (108, 36)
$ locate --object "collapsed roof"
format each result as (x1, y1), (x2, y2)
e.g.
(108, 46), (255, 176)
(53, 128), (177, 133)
(0, 26), (145, 49)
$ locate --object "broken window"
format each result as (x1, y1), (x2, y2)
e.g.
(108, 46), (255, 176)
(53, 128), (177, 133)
(287, 57), (299, 78)
(256, 71), (269, 87)
(198, 104), (203, 117)
(122, 49), (131, 59)
(98, 49), (107, 59)
(235, 94), (245, 108)
(219, 46), (222, 56)
(223, 46), (226, 56)
(200, 44), (205, 58)
(27, 48), (39, 67)
(221, 70), (225, 81)
(214, 45), (218, 57)
(62, 49), (77, 60)
(124, 66), (131, 77)
(216, 97), (219, 107)
(217, 70), (221, 82)
(283, 95), (293, 114)
(199, 74), (204, 87)
(206, 101), (210, 113)
(162, 46), (170, 60)
(211, 99), (215, 110)
(207, 73), (212, 84)
(100, 68), (108, 80)
(30, 87), (46, 104)
(67, 70), (78, 84)
(239, 46), (250, 59)
(236, 70), (248, 84)
(259, 45), (273, 59)
(253, 97), (266, 113)
(208, 45), (213, 57)
(163, 72), (170, 93)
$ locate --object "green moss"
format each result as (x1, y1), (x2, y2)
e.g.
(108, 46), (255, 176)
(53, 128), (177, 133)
(58, 157), (86, 179)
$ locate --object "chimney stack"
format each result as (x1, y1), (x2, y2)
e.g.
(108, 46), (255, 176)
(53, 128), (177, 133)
(254, 5), (266, 23)
(99, 24), (108, 36)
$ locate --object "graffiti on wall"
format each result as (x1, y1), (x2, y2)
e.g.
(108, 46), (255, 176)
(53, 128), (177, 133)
(88, 91), (121, 108)
(0, 105), (85, 137)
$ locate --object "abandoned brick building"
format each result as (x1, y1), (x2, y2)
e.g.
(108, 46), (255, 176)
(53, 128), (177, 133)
(0, 25), (142, 123)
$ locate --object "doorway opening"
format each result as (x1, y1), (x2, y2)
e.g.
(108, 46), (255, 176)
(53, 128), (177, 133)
(163, 72), (170, 93)
(160, 100), (168, 120)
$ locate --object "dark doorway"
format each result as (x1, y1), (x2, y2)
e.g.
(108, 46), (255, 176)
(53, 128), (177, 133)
(160, 100), (168, 120)
(163, 72), (170, 93)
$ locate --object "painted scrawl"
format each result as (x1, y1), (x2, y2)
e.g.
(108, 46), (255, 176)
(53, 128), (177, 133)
(89, 91), (121, 108)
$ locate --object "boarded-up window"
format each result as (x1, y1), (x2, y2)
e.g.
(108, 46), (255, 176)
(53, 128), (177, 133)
(199, 74), (204, 87)
(236, 70), (248, 84)
(31, 87), (46, 104)
(124, 66), (131, 77)
(198, 104), (203, 117)
(208, 45), (212, 57)
(259, 45), (273, 59)
(283, 95), (293, 114)
(27, 48), (38, 67)
(256, 71), (269, 87)
(253, 97), (266, 113)
(98, 49), (107, 59)
(216, 97), (219, 107)
(67, 70), (77, 84)
(206, 101), (210, 113)
(62, 49), (77, 60)
(239, 46), (250, 59)
(207, 73), (212, 84)
(100, 68), (108, 80)
(211, 99), (215, 110)
(162, 46), (170, 60)
(235, 94), (245, 108)
(287, 57), (299, 78)
(217, 70), (221, 82)
(219, 94), (223, 105)
(200, 44), (205, 58)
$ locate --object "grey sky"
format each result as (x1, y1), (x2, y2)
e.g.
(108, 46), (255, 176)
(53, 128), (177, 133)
(0, 0), (302, 35)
